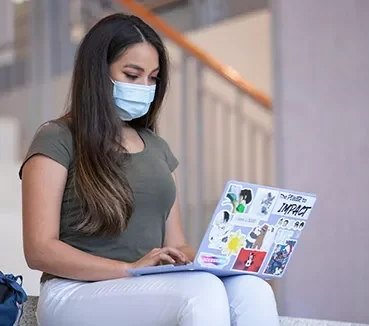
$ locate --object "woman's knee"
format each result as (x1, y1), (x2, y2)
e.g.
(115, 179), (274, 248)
(177, 272), (230, 325)
(180, 272), (229, 303)
(223, 275), (276, 303)
(223, 275), (279, 326)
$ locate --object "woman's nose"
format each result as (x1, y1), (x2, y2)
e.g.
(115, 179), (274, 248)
(142, 77), (151, 86)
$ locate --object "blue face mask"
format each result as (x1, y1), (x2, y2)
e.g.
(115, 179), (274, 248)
(112, 80), (156, 121)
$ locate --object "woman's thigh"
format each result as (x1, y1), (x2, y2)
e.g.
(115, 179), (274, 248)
(37, 272), (231, 326)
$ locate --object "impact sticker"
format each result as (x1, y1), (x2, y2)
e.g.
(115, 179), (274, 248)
(222, 229), (246, 256)
(232, 249), (267, 273)
(198, 253), (230, 268)
(263, 240), (296, 276)
(222, 184), (253, 214)
(248, 188), (279, 221)
(208, 210), (234, 251)
(272, 192), (316, 219)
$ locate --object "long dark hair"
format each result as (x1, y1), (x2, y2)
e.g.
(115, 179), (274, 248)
(63, 14), (169, 236)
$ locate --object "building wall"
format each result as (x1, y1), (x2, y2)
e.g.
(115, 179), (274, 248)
(272, 0), (369, 323)
(156, 0), (268, 32)
(0, 2), (15, 66)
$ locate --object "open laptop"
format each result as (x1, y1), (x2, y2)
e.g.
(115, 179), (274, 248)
(127, 180), (317, 279)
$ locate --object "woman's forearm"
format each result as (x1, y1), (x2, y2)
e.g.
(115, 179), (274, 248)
(27, 239), (131, 281)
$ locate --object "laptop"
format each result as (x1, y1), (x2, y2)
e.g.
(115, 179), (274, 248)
(127, 180), (317, 279)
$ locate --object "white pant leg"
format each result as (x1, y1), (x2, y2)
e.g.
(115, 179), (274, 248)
(222, 275), (280, 326)
(37, 272), (231, 326)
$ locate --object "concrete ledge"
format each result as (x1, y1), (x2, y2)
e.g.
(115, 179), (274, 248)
(20, 296), (368, 326)
(279, 316), (368, 326)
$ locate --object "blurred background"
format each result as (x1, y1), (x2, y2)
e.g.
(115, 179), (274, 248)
(0, 0), (368, 324)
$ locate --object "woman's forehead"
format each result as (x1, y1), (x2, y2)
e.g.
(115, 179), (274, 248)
(114, 43), (159, 72)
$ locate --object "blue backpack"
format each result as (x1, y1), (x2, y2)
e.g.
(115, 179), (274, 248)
(0, 272), (28, 326)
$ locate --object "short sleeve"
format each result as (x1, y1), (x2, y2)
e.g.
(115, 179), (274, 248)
(160, 137), (179, 172)
(19, 121), (73, 179)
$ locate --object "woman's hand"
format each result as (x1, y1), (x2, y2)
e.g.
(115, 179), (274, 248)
(131, 247), (190, 269)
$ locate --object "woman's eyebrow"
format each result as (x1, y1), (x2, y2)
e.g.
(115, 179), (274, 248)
(123, 64), (144, 71)
(123, 64), (160, 74)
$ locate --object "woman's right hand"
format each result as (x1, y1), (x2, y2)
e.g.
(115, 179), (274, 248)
(131, 247), (189, 269)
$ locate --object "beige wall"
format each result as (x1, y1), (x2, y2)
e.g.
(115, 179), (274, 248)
(272, 0), (369, 323)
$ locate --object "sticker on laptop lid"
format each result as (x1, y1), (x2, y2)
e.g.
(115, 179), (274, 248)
(292, 220), (301, 231)
(248, 188), (279, 221)
(232, 213), (259, 228)
(231, 248), (268, 274)
(255, 223), (278, 252)
(263, 239), (297, 277)
(274, 229), (294, 245)
(208, 210), (234, 251)
(295, 221), (306, 237)
(222, 184), (253, 214)
(244, 224), (268, 250)
(272, 192), (316, 219)
(198, 253), (230, 268)
(221, 229), (247, 256)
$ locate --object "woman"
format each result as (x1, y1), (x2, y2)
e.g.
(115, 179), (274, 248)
(20, 13), (279, 325)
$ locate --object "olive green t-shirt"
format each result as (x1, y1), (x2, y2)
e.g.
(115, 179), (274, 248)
(19, 120), (179, 282)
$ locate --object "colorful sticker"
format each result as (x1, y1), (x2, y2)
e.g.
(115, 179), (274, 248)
(248, 188), (279, 221)
(222, 184), (253, 214)
(208, 210), (234, 251)
(244, 224), (269, 249)
(232, 248), (267, 273)
(222, 229), (246, 256)
(263, 240), (296, 276)
(272, 192), (316, 219)
(258, 224), (278, 252)
(198, 253), (230, 268)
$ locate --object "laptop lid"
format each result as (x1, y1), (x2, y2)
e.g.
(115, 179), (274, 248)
(195, 180), (317, 278)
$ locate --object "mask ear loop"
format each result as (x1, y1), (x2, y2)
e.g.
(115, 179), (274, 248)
(145, 85), (157, 129)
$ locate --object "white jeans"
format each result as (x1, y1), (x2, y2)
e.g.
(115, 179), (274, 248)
(36, 272), (280, 326)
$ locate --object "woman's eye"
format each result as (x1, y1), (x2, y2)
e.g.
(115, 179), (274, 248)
(124, 73), (138, 80)
(151, 76), (160, 82)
